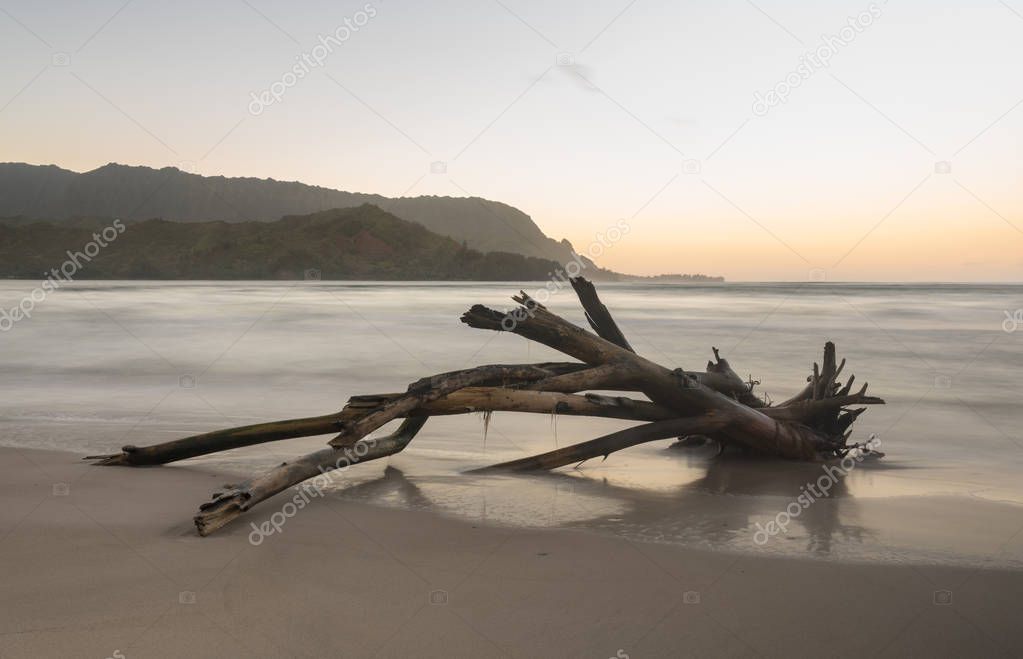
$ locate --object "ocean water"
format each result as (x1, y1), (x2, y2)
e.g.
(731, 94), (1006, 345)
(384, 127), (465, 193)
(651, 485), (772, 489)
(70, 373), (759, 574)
(1, 281), (1021, 567)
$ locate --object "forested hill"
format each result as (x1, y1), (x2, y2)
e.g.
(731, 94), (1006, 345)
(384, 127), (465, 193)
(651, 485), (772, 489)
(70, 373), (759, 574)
(0, 205), (574, 281)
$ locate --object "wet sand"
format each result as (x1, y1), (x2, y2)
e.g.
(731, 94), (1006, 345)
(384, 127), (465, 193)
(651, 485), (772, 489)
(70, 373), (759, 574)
(2, 447), (1023, 658)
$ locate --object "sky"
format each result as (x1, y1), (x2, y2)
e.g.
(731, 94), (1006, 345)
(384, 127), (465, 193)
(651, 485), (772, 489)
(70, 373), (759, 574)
(1, 0), (1021, 281)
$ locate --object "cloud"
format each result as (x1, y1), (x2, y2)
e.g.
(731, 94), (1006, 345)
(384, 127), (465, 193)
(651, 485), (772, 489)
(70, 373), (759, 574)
(553, 60), (601, 94)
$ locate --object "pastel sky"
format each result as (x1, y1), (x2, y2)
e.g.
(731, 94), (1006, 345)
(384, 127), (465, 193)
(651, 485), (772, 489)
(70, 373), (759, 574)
(1, 0), (1021, 281)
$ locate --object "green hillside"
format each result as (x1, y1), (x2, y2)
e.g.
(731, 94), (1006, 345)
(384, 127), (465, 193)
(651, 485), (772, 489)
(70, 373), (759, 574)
(0, 205), (569, 281)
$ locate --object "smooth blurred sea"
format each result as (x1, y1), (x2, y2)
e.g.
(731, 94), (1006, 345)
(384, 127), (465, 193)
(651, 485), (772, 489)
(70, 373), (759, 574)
(2, 281), (1021, 566)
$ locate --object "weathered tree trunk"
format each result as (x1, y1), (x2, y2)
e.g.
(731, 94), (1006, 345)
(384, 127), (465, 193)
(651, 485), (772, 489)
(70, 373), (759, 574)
(569, 276), (635, 352)
(85, 277), (883, 536)
(84, 413), (348, 466)
(195, 417), (428, 536)
(83, 387), (667, 468)
(327, 363), (573, 449)
(474, 415), (726, 472)
(570, 278), (765, 406)
(460, 296), (838, 460)
(86, 362), (591, 466)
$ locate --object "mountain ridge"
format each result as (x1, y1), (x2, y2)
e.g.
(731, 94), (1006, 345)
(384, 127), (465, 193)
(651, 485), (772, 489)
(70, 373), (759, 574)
(0, 162), (723, 283)
(0, 162), (580, 265)
(0, 205), (580, 281)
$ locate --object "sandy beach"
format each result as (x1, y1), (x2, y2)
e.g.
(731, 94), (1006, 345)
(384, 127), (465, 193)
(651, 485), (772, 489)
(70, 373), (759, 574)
(2, 446), (1022, 658)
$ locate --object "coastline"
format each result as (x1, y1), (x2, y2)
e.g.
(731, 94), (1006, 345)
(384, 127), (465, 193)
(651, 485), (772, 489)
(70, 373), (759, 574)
(3, 446), (1022, 658)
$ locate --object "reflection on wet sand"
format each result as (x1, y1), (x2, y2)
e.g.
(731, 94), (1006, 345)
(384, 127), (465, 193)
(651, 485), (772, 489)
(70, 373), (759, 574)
(543, 450), (874, 556)
(321, 442), (1023, 568)
(332, 465), (434, 510)
(330, 448), (884, 558)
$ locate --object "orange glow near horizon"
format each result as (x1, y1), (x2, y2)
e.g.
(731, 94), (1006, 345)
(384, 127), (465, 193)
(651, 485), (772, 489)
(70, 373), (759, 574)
(586, 223), (1023, 282)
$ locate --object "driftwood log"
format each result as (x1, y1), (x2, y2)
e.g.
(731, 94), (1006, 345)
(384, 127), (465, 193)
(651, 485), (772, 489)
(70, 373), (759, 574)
(85, 278), (884, 535)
